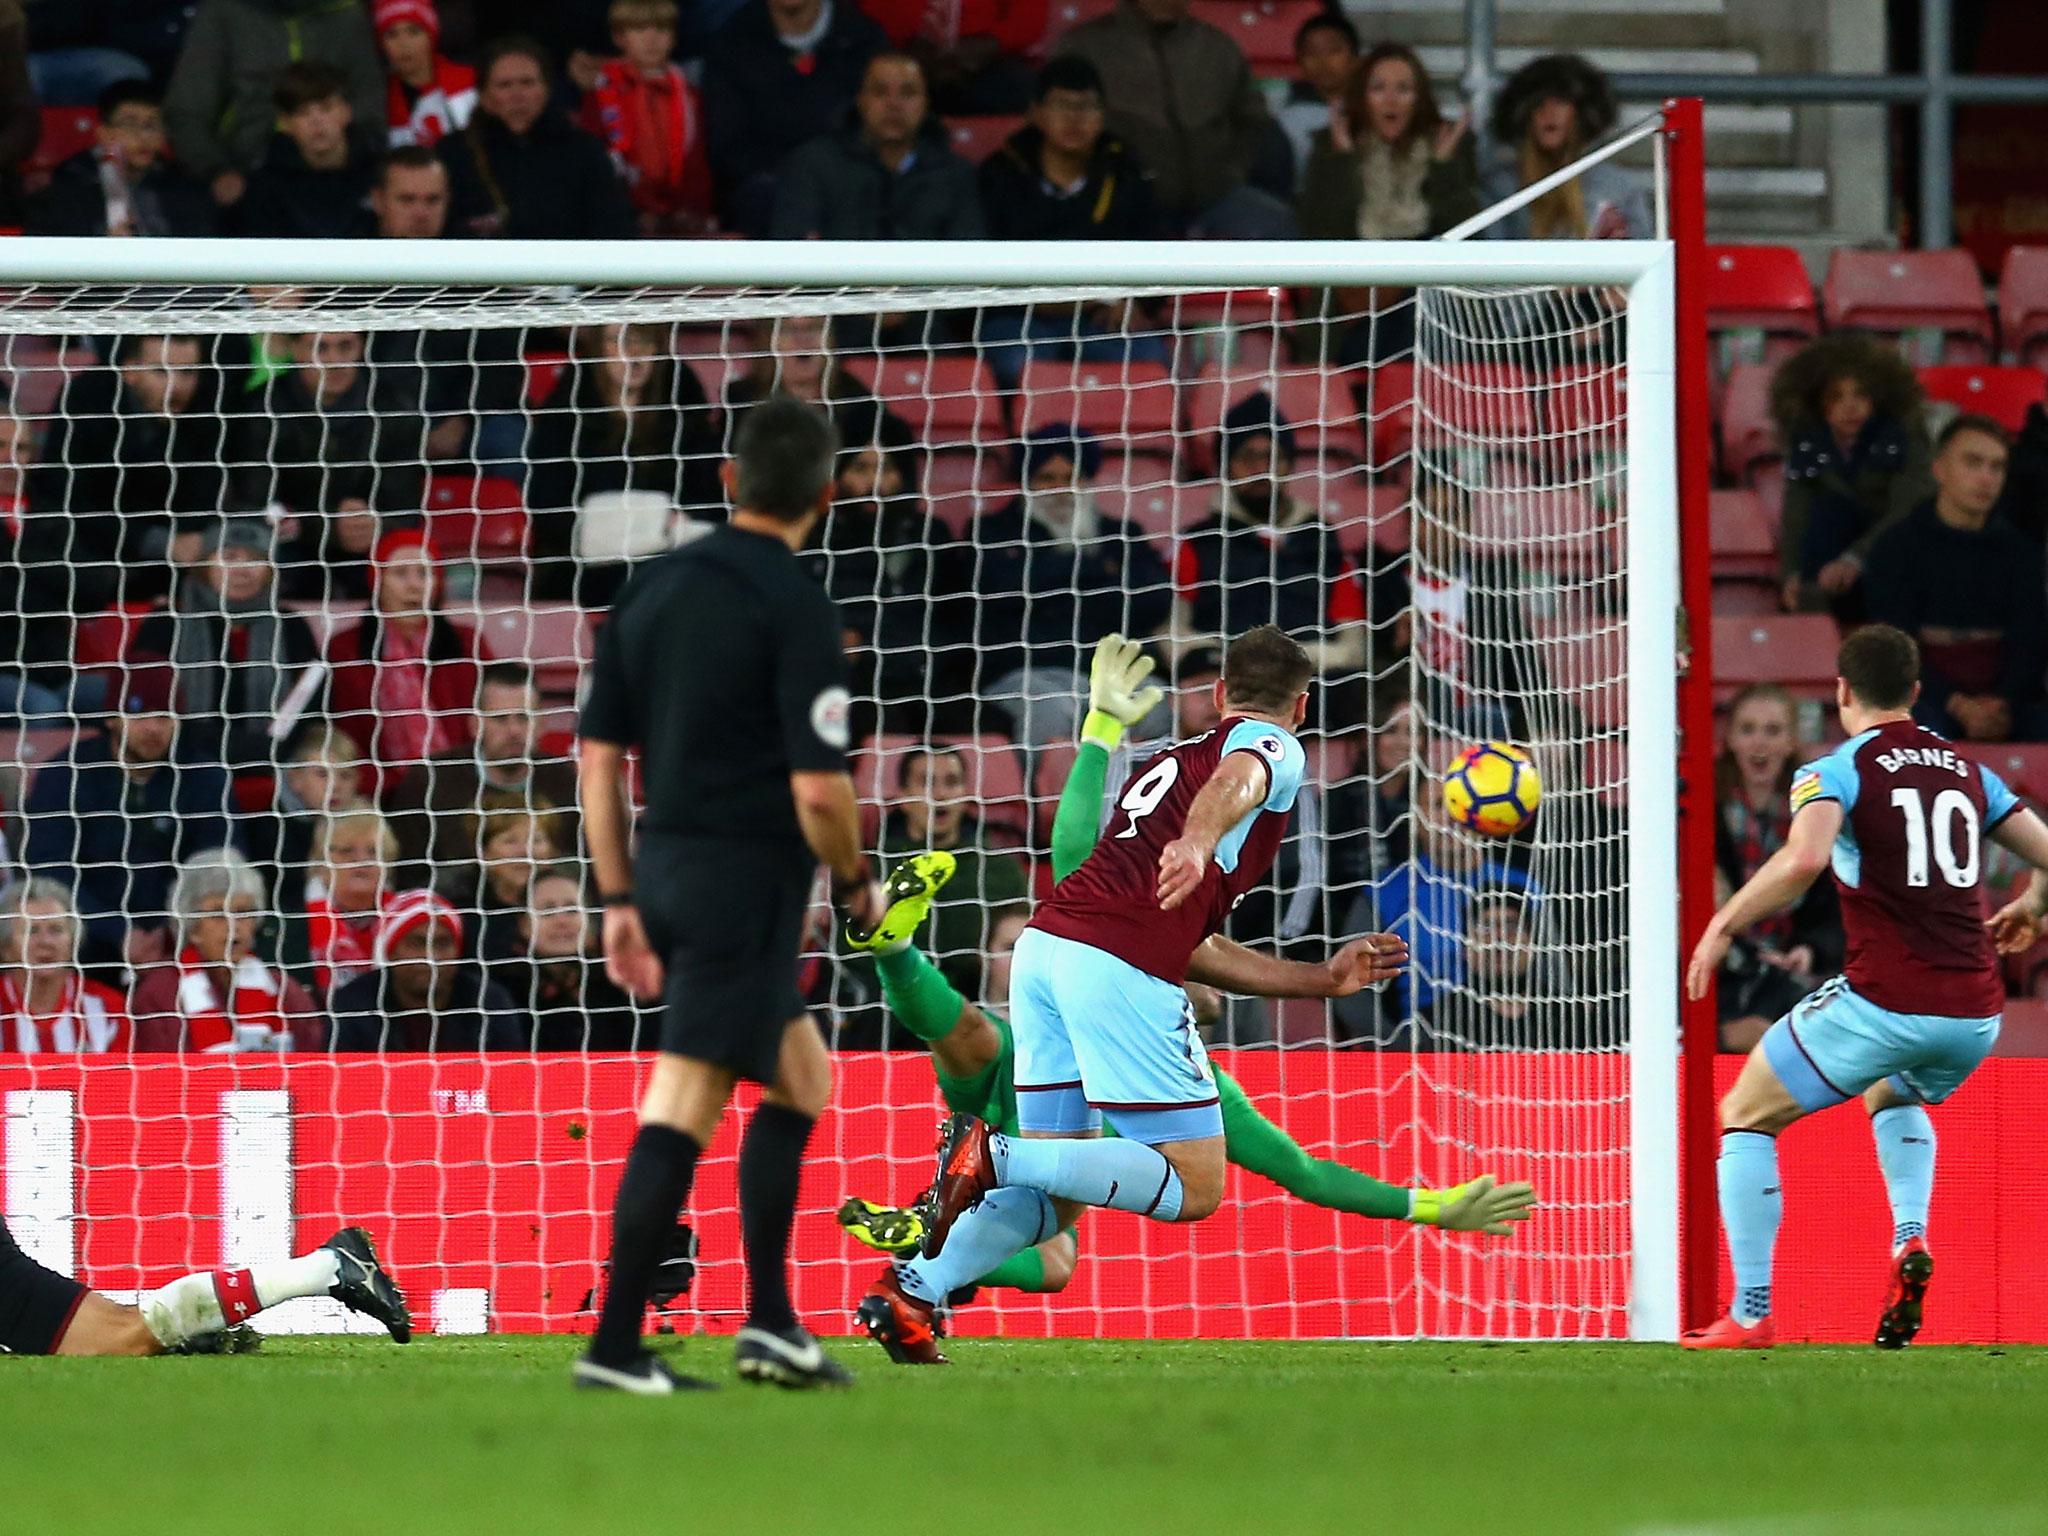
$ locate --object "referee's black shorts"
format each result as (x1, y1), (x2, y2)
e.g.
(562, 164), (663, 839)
(0, 1217), (89, 1356)
(635, 835), (816, 1083)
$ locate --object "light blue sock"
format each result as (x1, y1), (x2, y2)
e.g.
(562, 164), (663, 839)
(896, 1186), (1056, 1306)
(992, 1133), (1185, 1220)
(1718, 1130), (1781, 1324)
(1871, 1104), (1936, 1251)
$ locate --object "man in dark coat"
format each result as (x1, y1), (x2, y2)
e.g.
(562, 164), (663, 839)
(27, 80), (216, 237)
(329, 889), (528, 1051)
(236, 61), (379, 239)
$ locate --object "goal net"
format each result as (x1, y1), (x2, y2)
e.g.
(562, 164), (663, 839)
(0, 226), (1678, 1341)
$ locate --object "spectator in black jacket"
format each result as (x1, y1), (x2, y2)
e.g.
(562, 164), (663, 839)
(237, 62), (379, 240)
(328, 888), (526, 1051)
(489, 866), (646, 1050)
(437, 36), (636, 241)
(976, 56), (1164, 385)
(27, 80), (216, 237)
(127, 519), (326, 781)
(0, 0), (39, 229)
(702, 0), (887, 236)
(28, 332), (230, 608)
(971, 424), (1172, 748)
(722, 312), (916, 472)
(22, 663), (237, 971)
(1865, 414), (2048, 742)
(770, 51), (981, 240)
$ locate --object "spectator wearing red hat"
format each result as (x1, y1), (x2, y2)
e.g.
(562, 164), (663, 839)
(376, 0), (476, 150)
(582, 1), (714, 236)
(327, 888), (526, 1051)
(20, 663), (238, 971)
(326, 530), (495, 802)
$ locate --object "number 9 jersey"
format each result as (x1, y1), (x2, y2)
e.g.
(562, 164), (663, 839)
(1792, 718), (2019, 1020)
(1032, 718), (1306, 986)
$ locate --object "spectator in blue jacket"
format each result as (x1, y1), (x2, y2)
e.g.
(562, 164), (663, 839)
(21, 663), (238, 972)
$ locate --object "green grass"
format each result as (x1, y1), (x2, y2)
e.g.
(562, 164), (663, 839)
(7, 1337), (2048, 1535)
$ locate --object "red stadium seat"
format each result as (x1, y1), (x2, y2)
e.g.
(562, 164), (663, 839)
(1915, 364), (2047, 434)
(1033, 0), (1116, 52)
(1413, 362), (1537, 451)
(523, 349), (568, 406)
(849, 734), (1032, 840)
(1188, 0), (1325, 69)
(1710, 580), (1778, 617)
(424, 472), (528, 563)
(1167, 288), (1294, 329)
(1543, 363), (1625, 444)
(1718, 362), (1780, 485)
(1709, 488), (1776, 580)
(1703, 244), (1818, 337)
(1999, 246), (2048, 367)
(1538, 624), (1627, 729)
(943, 115), (1023, 167)
(1822, 249), (1993, 363)
(1471, 485), (1613, 574)
(1316, 471), (1405, 559)
(918, 448), (990, 534)
(1712, 614), (1839, 701)
(843, 354), (1002, 448)
(27, 107), (97, 186)
(1964, 744), (2048, 803)
(1092, 477), (1215, 542)
(1992, 998), (2048, 1055)
(472, 603), (593, 697)
(1014, 358), (1177, 451)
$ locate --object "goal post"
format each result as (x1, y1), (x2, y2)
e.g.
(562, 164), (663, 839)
(0, 107), (1706, 1343)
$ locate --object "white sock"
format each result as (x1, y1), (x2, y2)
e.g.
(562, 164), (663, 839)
(138, 1249), (341, 1347)
(139, 1272), (226, 1347)
(252, 1249), (341, 1309)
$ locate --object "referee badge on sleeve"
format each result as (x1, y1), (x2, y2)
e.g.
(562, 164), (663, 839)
(811, 686), (852, 751)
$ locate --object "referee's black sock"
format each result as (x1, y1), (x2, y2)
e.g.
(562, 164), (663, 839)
(737, 1102), (816, 1333)
(591, 1124), (702, 1365)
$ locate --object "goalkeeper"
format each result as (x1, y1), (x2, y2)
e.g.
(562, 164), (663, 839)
(841, 637), (1537, 1361)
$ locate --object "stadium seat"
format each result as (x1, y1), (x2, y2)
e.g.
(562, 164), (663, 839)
(1093, 477), (1215, 542)
(424, 472), (529, 563)
(1710, 579), (1778, 617)
(1992, 997), (2048, 1054)
(843, 354), (1002, 448)
(1188, 0), (1324, 70)
(1915, 364), (2047, 434)
(1471, 485), (1613, 574)
(1542, 363), (1625, 445)
(1033, 0), (1116, 52)
(1317, 472), (1406, 559)
(27, 106), (97, 188)
(1703, 243), (1818, 341)
(472, 603), (592, 697)
(1998, 246), (2048, 367)
(72, 602), (156, 669)
(1709, 488), (1776, 581)
(1014, 358), (1177, 452)
(918, 448), (987, 534)
(1964, 744), (2048, 802)
(1821, 249), (1993, 364)
(1032, 739), (1079, 844)
(523, 349), (569, 406)
(1413, 362), (1537, 449)
(943, 116), (1023, 167)
(1717, 362), (1780, 485)
(1711, 614), (1839, 700)
(1534, 623), (1626, 728)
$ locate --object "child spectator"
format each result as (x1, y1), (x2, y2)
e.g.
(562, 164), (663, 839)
(326, 529), (495, 800)
(375, 0), (475, 149)
(28, 80), (216, 237)
(702, 0), (888, 237)
(245, 727), (369, 939)
(164, 0), (384, 212)
(770, 51), (982, 240)
(1481, 53), (1650, 240)
(328, 888), (526, 1051)
(238, 61), (379, 239)
(437, 806), (564, 964)
(131, 849), (324, 1052)
(1712, 683), (1842, 1051)
(0, 878), (129, 1053)
(583, 0), (714, 235)
(857, 0), (1044, 114)
(304, 809), (401, 999)
(438, 36), (637, 241)
(1274, 10), (1357, 189)
(492, 866), (645, 1050)
(980, 57), (1156, 242)
(1771, 331), (1933, 616)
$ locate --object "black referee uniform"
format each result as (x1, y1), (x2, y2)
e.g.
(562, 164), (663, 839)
(578, 521), (851, 1073)
(0, 1216), (89, 1355)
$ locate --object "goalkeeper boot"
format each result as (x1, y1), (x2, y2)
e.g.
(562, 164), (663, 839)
(573, 1349), (716, 1394)
(837, 1196), (926, 1256)
(845, 851), (956, 954)
(734, 1324), (854, 1389)
(1875, 1237), (1934, 1350)
(321, 1227), (412, 1343)
(919, 1113), (996, 1261)
(856, 1268), (949, 1365)
(1680, 1313), (1775, 1350)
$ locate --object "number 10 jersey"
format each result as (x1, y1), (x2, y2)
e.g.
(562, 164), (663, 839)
(1032, 717), (1306, 986)
(1792, 718), (2020, 1019)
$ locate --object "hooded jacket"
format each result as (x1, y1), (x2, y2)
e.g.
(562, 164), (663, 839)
(236, 130), (378, 239)
(978, 122), (1158, 241)
(702, 0), (887, 197)
(769, 118), (983, 240)
(437, 105), (638, 242)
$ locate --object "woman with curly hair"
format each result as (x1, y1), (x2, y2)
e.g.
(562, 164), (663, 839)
(1479, 53), (1650, 240)
(1771, 331), (1933, 615)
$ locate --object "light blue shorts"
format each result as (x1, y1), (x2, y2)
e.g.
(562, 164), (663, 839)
(1763, 975), (2001, 1113)
(1009, 927), (1224, 1145)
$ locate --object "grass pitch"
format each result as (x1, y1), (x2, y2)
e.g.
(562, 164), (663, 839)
(7, 1337), (2047, 1535)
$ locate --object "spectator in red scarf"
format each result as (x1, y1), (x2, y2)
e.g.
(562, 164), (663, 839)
(328, 888), (527, 1051)
(304, 809), (403, 1000)
(131, 849), (323, 1052)
(582, 0), (714, 235)
(326, 529), (494, 802)
(0, 877), (130, 1053)
(375, 0), (476, 149)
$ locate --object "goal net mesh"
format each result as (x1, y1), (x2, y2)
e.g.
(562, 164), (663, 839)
(0, 261), (1640, 1340)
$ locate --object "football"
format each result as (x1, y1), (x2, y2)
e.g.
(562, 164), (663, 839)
(1441, 741), (1542, 838)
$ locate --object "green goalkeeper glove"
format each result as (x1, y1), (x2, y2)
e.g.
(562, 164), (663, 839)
(1082, 633), (1165, 751)
(1408, 1175), (1538, 1237)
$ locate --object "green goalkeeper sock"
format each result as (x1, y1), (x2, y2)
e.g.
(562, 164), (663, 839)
(977, 1230), (1077, 1293)
(876, 945), (968, 1043)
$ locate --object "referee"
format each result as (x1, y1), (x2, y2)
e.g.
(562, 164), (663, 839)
(574, 396), (883, 1394)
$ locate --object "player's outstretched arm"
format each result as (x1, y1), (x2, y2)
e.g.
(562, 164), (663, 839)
(1987, 807), (2048, 953)
(1686, 799), (1842, 1001)
(1187, 931), (1408, 999)
(1053, 634), (1165, 883)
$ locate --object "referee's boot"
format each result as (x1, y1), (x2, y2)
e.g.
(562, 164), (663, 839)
(844, 850), (956, 953)
(733, 1323), (855, 1388)
(322, 1227), (413, 1343)
(573, 1348), (718, 1394)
